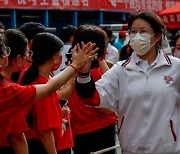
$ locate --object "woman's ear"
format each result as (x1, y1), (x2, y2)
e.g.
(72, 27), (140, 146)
(29, 40), (33, 49)
(15, 54), (24, 67)
(155, 33), (162, 42)
(49, 55), (56, 65)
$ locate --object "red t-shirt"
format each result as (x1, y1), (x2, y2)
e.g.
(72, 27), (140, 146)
(25, 75), (62, 142)
(17, 63), (32, 84)
(0, 81), (36, 146)
(68, 68), (117, 136)
(56, 114), (74, 151)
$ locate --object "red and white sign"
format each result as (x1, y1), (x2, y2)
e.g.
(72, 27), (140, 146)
(159, 3), (180, 29)
(0, 0), (179, 13)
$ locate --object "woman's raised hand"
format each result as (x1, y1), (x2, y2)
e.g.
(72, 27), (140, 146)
(71, 42), (98, 72)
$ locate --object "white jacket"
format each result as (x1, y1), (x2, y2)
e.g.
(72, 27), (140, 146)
(96, 50), (180, 154)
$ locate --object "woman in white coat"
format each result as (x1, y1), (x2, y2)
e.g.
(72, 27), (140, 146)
(75, 11), (180, 154)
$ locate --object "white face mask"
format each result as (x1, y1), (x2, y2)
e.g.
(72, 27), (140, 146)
(129, 33), (155, 56)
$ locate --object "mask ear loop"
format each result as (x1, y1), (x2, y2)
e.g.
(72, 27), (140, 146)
(149, 33), (158, 48)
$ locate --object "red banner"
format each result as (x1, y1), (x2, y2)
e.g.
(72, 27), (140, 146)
(161, 14), (180, 29)
(100, 0), (180, 13)
(158, 3), (180, 29)
(0, 0), (179, 12)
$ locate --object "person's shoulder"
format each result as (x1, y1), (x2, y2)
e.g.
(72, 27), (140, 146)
(168, 55), (180, 63)
(113, 59), (127, 67)
(109, 44), (118, 52)
(2, 82), (35, 92)
(166, 55), (180, 69)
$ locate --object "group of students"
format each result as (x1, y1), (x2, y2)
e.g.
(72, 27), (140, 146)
(0, 19), (120, 154)
(0, 22), (98, 154)
(0, 10), (180, 154)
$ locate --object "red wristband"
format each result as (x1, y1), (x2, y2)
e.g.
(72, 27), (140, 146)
(69, 64), (78, 73)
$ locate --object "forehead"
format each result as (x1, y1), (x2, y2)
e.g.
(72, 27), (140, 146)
(131, 18), (152, 29)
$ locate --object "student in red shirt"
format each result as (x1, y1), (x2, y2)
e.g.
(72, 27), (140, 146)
(20, 32), (64, 154)
(67, 25), (118, 154)
(1, 29), (34, 154)
(0, 34), (97, 154)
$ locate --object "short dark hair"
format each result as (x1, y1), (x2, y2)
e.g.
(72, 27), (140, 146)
(128, 11), (166, 35)
(5, 29), (28, 61)
(0, 41), (6, 57)
(60, 25), (77, 43)
(175, 33), (180, 45)
(72, 25), (106, 58)
(19, 22), (56, 41)
(101, 27), (112, 39)
(21, 32), (63, 85)
(0, 22), (5, 30)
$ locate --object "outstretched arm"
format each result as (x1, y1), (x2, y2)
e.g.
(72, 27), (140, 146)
(34, 42), (98, 101)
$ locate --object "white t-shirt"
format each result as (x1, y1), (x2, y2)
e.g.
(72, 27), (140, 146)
(105, 43), (119, 65)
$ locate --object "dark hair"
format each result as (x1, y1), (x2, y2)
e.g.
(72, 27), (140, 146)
(5, 29), (28, 61)
(101, 27), (112, 39)
(60, 25), (77, 43)
(71, 25), (107, 68)
(19, 22), (56, 41)
(0, 22), (5, 30)
(120, 43), (134, 60)
(0, 41), (6, 57)
(175, 33), (180, 45)
(128, 11), (166, 48)
(21, 32), (63, 85)
(0, 41), (7, 81)
(72, 25), (107, 58)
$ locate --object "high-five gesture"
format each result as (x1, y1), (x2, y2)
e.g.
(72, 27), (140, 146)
(71, 42), (98, 72)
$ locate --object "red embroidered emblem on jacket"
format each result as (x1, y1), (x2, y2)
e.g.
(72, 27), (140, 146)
(164, 75), (173, 84)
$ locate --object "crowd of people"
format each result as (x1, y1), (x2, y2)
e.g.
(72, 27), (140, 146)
(0, 10), (179, 154)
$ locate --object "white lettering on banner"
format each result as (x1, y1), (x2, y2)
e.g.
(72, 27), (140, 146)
(81, 0), (89, 6)
(146, 0), (152, 10)
(165, 0), (176, 9)
(177, 14), (180, 22)
(165, 0), (170, 8)
(3, 0), (8, 5)
(162, 15), (169, 23)
(151, 0), (162, 11)
(52, 0), (60, 6)
(18, 0), (26, 5)
(140, 0), (146, 10)
(129, 0), (140, 10)
(129, 0), (136, 9)
(72, 0), (80, 6)
(157, 0), (162, 11)
(170, 1), (175, 6)
(117, 0), (123, 2)
(152, 0), (158, 11)
(29, 0), (37, 6)
(110, 0), (117, 7)
(109, 0), (131, 9)
(169, 15), (175, 22)
(62, 0), (70, 6)
(124, 0), (129, 8)
(40, 0), (49, 5)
